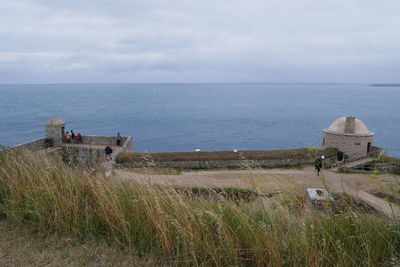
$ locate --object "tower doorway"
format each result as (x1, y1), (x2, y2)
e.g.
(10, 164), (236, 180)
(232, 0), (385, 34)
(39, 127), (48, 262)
(367, 142), (371, 153)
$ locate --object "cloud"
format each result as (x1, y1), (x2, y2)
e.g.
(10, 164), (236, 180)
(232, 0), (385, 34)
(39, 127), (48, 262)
(0, 0), (399, 83)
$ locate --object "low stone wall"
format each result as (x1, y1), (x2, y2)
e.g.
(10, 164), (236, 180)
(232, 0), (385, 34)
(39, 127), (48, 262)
(79, 136), (117, 146)
(78, 136), (132, 148)
(120, 158), (311, 169)
(12, 138), (47, 151)
(62, 146), (104, 163)
(61, 137), (133, 163)
(121, 136), (133, 151)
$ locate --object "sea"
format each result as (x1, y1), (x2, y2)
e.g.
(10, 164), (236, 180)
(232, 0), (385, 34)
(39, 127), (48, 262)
(0, 83), (399, 156)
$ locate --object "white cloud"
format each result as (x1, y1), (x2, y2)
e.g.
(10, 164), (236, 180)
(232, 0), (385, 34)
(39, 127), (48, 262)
(0, 0), (399, 83)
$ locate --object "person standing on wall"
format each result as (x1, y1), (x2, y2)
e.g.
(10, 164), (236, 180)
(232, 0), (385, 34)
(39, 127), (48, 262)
(71, 130), (75, 143)
(65, 131), (71, 143)
(116, 132), (122, 146)
(76, 132), (82, 143)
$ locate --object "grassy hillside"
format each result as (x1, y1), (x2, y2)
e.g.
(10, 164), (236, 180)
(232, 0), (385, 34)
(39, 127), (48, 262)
(0, 151), (399, 266)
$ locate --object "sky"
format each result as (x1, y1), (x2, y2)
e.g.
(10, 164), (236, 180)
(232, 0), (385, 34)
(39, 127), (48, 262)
(0, 0), (399, 84)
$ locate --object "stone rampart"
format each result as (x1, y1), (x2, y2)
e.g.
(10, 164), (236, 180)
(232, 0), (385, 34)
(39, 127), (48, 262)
(63, 146), (104, 163)
(12, 138), (48, 151)
(60, 136), (133, 163)
(119, 158), (311, 169)
(78, 136), (131, 148)
(79, 136), (117, 146)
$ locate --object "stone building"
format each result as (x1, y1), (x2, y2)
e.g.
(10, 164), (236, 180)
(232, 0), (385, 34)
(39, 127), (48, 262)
(45, 117), (65, 146)
(322, 116), (374, 156)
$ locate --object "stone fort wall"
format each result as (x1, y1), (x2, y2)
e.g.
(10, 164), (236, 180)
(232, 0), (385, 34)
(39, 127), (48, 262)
(322, 131), (373, 156)
(119, 158), (311, 169)
(61, 137), (132, 163)
(10, 136), (133, 163)
(12, 138), (48, 151)
(12, 136), (132, 151)
(118, 157), (311, 169)
(78, 136), (131, 147)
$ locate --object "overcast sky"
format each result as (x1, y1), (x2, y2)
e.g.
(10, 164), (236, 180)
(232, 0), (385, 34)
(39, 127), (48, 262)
(0, 0), (399, 84)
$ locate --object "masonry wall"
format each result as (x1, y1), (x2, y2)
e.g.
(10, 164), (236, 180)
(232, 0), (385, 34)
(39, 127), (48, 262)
(45, 125), (64, 146)
(12, 138), (47, 151)
(10, 134), (132, 163)
(322, 131), (373, 156)
(79, 136), (131, 147)
(63, 146), (104, 163)
(60, 136), (133, 163)
(119, 158), (311, 169)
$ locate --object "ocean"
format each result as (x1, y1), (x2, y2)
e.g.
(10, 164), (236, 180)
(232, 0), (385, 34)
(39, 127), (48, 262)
(0, 83), (399, 156)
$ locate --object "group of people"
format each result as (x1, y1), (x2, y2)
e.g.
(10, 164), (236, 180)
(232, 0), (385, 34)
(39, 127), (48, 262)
(64, 130), (122, 161)
(104, 132), (123, 160)
(65, 130), (82, 144)
(314, 155), (325, 176)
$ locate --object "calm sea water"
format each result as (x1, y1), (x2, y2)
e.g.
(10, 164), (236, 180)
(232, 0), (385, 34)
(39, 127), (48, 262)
(0, 83), (399, 156)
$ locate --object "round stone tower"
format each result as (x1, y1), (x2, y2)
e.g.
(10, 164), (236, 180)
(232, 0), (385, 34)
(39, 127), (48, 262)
(45, 117), (65, 146)
(322, 116), (374, 156)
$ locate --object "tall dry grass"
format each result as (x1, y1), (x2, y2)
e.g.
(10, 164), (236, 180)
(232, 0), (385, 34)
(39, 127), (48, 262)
(0, 151), (399, 266)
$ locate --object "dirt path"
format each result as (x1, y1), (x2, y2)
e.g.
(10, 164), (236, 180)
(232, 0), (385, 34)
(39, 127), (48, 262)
(114, 167), (400, 218)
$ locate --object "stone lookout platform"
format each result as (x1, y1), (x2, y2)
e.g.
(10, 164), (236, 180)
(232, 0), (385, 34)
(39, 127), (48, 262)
(13, 117), (133, 163)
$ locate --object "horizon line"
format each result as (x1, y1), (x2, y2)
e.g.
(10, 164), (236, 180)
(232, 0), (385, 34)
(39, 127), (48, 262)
(0, 82), (367, 86)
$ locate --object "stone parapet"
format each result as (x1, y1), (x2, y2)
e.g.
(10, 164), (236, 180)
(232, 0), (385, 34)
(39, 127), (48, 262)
(12, 138), (48, 151)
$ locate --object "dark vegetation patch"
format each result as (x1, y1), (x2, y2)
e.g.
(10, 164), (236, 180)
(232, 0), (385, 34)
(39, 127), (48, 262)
(337, 167), (371, 173)
(378, 156), (400, 174)
(173, 186), (280, 202)
(279, 194), (306, 214)
(332, 193), (380, 214)
(380, 156), (400, 164)
(0, 205), (5, 221)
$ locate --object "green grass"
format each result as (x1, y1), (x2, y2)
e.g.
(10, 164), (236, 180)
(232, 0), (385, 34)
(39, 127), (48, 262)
(1, 151), (399, 265)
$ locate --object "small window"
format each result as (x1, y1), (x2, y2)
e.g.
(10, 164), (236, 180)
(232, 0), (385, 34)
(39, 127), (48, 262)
(322, 138), (325, 146)
(355, 143), (361, 145)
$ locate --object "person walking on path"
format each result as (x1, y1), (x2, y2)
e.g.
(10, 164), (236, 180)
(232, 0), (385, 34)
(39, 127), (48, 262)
(315, 157), (322, 176)
(116, 132), (122, 146)
(65, 132), (71, 143)
(105, 146), (113, 161)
